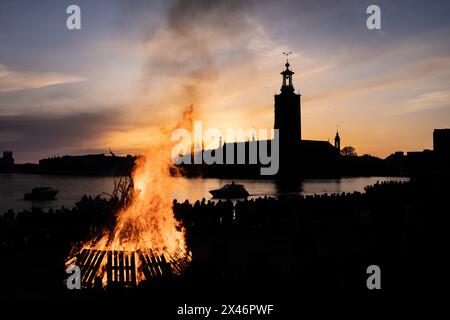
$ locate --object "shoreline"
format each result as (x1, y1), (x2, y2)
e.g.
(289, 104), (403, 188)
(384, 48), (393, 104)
(0, 175), (410, 215)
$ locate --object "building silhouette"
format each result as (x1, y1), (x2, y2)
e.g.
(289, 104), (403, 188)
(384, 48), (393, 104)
(275, 61), (301, 143)
(273, 61), (339, 176)
(0, 151), (14, 172)
(37, 153), (135, 176)
(433, 129), (450, 155)
(180, 61), (340, 178)
(385, 128), (450, 176)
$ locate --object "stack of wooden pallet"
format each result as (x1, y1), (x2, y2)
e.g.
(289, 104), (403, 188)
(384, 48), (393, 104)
(74, 248), (190, 288)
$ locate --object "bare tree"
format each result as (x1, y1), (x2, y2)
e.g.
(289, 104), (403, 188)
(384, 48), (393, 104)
(111, 175), (134, 209)
(341, 146), (357, 157)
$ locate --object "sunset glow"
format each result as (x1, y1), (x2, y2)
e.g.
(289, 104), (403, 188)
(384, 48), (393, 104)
(1, 1), (450, 162)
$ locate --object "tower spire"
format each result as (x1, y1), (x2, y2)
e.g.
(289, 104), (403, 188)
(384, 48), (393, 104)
(280, 52), (295, 92)
(334, 123), (341, 151)
(274, 53), (301, 144)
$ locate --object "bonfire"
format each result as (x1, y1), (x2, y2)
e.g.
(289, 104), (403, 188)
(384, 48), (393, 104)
(65, 107), (193, 288)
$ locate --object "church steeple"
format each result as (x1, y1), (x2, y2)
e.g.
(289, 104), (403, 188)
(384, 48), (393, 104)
(334, 125), (341, 151)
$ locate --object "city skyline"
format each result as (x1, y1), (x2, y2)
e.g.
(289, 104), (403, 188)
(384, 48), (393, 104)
(1, 0), (450, 162)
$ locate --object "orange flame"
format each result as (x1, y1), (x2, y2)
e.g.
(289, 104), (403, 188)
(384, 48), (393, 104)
(67, 106), (194, 287)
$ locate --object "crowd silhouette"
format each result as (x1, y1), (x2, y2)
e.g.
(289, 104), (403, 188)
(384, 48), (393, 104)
(0, 179), (447, 299)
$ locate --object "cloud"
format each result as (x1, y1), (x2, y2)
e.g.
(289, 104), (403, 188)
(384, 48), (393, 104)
(394, 89), (450, 115)
(0, 64), (86, 93)
(0, 112), (123, 161)
(1, 0), (450, 161)
(304, 56), (450, 103)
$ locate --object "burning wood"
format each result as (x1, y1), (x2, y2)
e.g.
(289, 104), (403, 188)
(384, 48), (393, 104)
(70, 248), (191, 288)
(66, 106), (194, 288)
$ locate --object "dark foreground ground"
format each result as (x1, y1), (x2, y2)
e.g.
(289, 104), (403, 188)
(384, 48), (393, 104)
(0, 175), (448, 314)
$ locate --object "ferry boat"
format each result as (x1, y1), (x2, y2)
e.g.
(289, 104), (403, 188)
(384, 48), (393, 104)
(209, 181), (250, 199)
(24, 187), (59, 201)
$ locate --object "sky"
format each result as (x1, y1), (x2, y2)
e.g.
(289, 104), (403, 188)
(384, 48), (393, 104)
(1, 0), (450, 162)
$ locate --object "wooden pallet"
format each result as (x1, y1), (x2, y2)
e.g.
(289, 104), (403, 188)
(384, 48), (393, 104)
(76, 249), (106, 288)
(107, 250), (137, 288)
(74, 248), (190, 288)
(138, 249), (172, 279)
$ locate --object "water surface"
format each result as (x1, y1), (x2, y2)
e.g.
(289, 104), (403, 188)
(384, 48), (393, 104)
(0, 173), (409, 213)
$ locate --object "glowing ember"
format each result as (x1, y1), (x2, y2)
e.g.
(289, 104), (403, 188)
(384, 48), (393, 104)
(66, 106), (193, 288)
